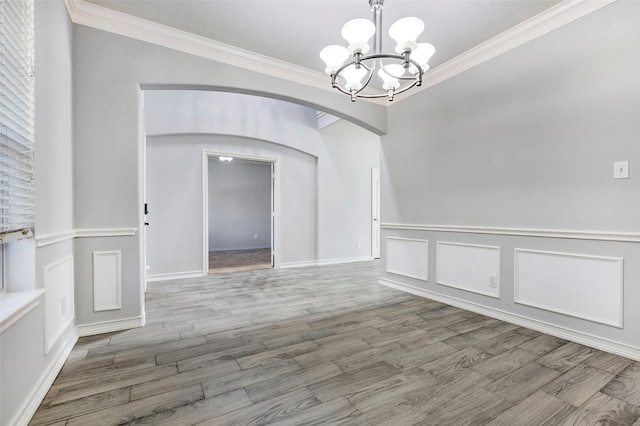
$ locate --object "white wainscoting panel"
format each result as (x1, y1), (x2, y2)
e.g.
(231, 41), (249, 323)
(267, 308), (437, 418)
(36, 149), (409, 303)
(386, 237), (428, 281)
(92, 251), (122, 312)
(43, 255), (75, 354)
(437, 242), (501, 298)
(515, 249), (623, 328)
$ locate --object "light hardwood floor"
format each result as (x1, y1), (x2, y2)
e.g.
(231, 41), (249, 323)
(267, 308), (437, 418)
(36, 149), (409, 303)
(31, 261), (640, 425)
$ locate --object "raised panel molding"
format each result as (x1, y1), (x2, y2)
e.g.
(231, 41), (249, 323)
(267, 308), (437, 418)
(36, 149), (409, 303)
(92, 251), (122, 312)
(514, 249), (623, 328)
(386, 237), (429, 281)
(43, 255), (75, 354)
(436, 241), (501, 298)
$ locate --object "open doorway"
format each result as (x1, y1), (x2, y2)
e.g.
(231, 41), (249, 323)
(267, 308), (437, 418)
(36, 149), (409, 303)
(203, 152), (279, 274)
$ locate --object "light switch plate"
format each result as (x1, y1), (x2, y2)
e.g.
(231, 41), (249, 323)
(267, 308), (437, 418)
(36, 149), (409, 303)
(614, 161), (629, 179)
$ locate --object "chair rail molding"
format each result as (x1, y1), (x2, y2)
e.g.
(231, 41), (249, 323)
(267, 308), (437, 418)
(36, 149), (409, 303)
(36, 228), (139, 248)
(381, 223), (640, 243)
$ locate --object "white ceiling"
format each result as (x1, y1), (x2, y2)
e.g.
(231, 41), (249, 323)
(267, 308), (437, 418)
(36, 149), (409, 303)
(84, 0), (563, 74)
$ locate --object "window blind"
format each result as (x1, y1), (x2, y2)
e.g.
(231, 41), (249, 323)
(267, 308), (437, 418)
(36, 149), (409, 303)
(0, 0), (35, 242)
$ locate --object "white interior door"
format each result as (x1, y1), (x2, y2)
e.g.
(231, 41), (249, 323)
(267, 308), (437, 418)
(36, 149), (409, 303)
(371, 167), (380, 259)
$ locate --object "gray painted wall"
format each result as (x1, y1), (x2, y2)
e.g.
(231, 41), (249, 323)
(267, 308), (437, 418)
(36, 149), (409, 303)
(380, 1), (640, 351)
(145, 90), (323, 156)
(72, 25), (385, 326)
(144, 90), (379, 277)
(1, 2), (77, 424)
(209, 159), (272, 251)
(146, 134), (317, 275)
(8, 2), (638, 422)
(319, 119), (380, 261)
(383, 1), (639, 230)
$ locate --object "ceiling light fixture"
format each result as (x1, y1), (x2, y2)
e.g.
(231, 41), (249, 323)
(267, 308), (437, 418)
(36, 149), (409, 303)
(320, 0), (435, 102)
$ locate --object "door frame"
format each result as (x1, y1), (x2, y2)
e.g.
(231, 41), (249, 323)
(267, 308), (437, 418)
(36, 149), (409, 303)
(201, 150), (280, 275)
(137, 88), (148, 312)
(371, 167), (380, 259)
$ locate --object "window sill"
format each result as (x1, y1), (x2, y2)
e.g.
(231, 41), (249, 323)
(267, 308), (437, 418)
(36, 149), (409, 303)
(0, 289), (45, 334)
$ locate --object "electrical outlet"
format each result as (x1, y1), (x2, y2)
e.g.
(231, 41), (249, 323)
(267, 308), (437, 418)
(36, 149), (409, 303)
(614, 161), (629, 179)
(357, 241), (361, 248)
(488, 274), (497, 288)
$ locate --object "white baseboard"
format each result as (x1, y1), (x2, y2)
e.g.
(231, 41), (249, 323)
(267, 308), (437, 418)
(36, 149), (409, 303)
(379, 277), (640, 362)
(281, 257), (374, 269)
(77, 315), (145, 337)
(10, 328), (78, 426)
(280, 260), (318, 269)
(146, 271), (204, 282)
(317, 256), (374, 266)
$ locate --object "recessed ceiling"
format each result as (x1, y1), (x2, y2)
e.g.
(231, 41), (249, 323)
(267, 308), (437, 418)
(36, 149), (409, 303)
(84, 0), (563, 74)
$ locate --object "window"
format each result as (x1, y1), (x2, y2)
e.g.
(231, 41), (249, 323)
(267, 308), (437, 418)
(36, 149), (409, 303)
(0, 0), (36, 291)
(0, 244), (3, 291)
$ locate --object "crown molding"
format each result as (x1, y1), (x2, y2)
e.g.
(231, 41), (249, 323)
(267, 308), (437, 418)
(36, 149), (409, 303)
(63, 0), (330, 91)
(64, 0), (616, 105)
(397, 0), (617, 101)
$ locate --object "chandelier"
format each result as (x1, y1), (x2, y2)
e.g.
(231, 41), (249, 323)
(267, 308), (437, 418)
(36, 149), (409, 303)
(320, 0), (435, 102)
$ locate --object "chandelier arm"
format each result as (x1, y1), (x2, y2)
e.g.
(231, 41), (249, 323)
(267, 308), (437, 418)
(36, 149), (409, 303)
(331, 53), (425, 100)
(354, 66), (376, 96)
(331, 65), (377, 99)
(351, 80), (420, 99)
(333, 53), (419, 78)
(370, 55), (424, 76)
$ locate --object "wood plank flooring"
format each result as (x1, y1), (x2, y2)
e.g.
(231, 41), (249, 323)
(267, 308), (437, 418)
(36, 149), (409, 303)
(31, 261), (640, 425)
(209, 249), (272, 274)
